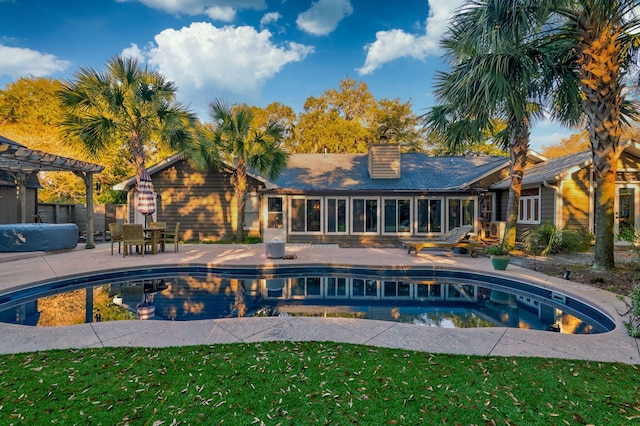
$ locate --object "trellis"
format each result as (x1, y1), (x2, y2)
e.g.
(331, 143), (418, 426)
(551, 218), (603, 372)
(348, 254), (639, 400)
(0, 135), (104, 249)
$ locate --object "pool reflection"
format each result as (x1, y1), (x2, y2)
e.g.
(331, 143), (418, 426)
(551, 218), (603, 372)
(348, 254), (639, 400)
(0, 274), (598, 334)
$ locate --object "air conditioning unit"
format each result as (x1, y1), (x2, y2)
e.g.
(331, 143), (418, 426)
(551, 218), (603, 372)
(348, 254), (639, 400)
(489, 221), (507, 239)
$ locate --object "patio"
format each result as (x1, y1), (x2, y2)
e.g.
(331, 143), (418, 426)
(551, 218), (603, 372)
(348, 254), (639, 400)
(0, 243), (638, 364)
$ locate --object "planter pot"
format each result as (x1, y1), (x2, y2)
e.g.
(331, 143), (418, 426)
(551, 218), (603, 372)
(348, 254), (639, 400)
(490, 255), (510, 270)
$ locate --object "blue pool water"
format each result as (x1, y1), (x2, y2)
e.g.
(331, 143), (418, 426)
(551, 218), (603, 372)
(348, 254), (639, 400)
(0, 266), (615, 334)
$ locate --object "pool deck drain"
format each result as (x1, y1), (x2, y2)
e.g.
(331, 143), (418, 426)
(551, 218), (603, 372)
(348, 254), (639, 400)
(0, 243), (638, 364)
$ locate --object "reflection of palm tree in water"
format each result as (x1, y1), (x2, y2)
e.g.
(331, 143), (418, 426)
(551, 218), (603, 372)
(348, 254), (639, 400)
(232, 280), (246, 317)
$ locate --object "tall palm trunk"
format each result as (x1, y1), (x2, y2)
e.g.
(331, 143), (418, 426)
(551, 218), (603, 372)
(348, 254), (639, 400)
(504, 117), (530, 247)
(131, 130), (146, 186)
(577, 25), (624, 270)
(234, 157), (247, 243)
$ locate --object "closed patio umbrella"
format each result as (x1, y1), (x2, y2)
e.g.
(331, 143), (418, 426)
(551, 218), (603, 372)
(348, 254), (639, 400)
(137, 169), (155, 225)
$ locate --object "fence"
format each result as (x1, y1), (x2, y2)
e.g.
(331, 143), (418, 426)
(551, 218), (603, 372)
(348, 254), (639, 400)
(37, 203), (127, 240)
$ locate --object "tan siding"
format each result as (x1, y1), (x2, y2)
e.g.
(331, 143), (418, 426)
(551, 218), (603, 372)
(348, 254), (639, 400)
(150, 160), (265, 242)
(474, 167), (509, 188)
(0, 186), (17, 224)
(540, 186), (555, 223)
(1, 187), (37, 224)
(562, 168), (591, 229)
(619, 151), (640, 169)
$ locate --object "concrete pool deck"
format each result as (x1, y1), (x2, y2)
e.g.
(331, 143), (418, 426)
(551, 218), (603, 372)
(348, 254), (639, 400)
(0, 243), (638, 364)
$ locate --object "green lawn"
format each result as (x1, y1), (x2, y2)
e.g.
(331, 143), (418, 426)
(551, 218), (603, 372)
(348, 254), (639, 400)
(1, 342), (638, 425)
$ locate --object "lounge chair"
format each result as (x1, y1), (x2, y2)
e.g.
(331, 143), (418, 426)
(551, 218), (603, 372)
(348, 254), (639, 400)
(401, 225), (478, 257)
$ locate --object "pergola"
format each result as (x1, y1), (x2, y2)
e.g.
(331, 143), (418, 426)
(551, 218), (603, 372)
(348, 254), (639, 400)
(0, 135), (105, 249)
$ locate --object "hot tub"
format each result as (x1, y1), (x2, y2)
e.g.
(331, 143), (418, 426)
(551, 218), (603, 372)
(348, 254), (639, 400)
(0, 223), (78, 252)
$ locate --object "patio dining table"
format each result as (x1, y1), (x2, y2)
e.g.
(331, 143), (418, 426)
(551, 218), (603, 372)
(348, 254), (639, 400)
(144, 226), (166, 255)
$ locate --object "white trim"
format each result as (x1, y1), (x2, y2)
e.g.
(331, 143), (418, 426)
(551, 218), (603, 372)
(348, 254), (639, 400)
(381, 196), (413, 235)
(414, 196), (445, 236)
(350, 197), (380, 235)
(446, 196), (478, 233)
(517, 186), (541, 225)
(324, 196), (349, 234)
(288, 196), (323, 235)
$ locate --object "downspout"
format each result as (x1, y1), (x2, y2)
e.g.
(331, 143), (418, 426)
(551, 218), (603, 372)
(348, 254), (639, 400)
(543, 180), (562, 229)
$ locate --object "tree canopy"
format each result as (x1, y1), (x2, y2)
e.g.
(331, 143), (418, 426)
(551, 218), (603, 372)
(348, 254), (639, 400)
(58, 56), (196, 188)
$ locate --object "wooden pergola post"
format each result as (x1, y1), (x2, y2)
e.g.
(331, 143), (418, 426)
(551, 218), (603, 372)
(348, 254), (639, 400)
(74, 171), (96, 249)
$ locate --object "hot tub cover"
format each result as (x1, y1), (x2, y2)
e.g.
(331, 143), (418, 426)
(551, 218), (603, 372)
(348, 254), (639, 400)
(0, 223), (78, 252)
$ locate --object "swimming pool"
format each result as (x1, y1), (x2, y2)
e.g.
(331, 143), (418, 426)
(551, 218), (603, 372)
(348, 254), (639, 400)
(0, 265), (615, 334)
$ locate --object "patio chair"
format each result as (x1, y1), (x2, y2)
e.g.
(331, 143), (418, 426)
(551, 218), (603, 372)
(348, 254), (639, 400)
(148, 221), (166, 229)
(401, 225), (478, 257)
(160, 222), (180, 253)
(122, 224), (151, 257)
(108, 222), (123, 255)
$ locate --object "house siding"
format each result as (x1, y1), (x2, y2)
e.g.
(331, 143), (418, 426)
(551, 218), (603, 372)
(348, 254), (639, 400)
(0, 186), (37, 224)
(562, 168), (591, 230)
(540, 186), (555, 224)
(148, 159), (265, 242)
(0, 186), (17, 224)
(474, 167), (509, 189)
(495, 185), (554, 240)
(619, 151), (640, 170)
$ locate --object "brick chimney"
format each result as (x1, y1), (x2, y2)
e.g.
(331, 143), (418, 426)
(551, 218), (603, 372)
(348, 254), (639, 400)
(368, 143), (401, 179)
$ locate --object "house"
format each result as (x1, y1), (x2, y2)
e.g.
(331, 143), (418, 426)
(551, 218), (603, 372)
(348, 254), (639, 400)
(114, 141), (640, 244)
(113, 153), (270, 242)
(115, 144), (509, 243)
(491, 140), (640, 240)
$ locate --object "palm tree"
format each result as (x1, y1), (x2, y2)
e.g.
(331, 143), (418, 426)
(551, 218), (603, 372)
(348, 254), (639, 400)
(425, 0), (552, 246)
(543, 0), (640, 270)
(193, 99), (289, 243)
(58, 56), (196, 187)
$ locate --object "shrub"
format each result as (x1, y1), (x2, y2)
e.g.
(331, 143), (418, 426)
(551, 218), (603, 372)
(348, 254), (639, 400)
(242, 236), (262, 244)
(485, 243), (512, 256)
(560, 227), (593, 253)
(618, 285), (640, 338)
(522, 223), (592, 255)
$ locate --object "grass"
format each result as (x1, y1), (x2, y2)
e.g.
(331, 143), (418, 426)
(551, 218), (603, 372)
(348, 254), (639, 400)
(1, 342), (638, 425)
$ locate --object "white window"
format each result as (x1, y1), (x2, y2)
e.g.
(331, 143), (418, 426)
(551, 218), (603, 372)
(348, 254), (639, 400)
(290, 197), (322, 233)
(289, 277), (322, 298)
(267, 197), (283, 229)
(383, 281), (412, 298)
(447, 197), (476, 231)
(351, 198), (379, 233)
(383, 198), (412, 234)
(351, 278), (379, 298)
(518, 188), (540, 224)
(326, 197), (348, 233)
(416, 198), (443, 235)
(326, 277), (348, 298)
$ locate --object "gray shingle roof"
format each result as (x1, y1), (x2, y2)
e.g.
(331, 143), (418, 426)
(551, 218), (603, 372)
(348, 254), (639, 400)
(491, 151), (591, 189)
(269, 153), (509, 191)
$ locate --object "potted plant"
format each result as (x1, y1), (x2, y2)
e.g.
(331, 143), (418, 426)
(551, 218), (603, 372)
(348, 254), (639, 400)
(485, 243), (512, 270)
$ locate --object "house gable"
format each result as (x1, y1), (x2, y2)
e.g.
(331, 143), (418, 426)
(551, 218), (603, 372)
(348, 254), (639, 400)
(116, 157), (266, 242)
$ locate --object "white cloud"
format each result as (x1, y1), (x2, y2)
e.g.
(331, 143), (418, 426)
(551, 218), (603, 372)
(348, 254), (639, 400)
(296, 0), (353, 36)
(204, 6), (235, 21)
(121, 43), (146, 63)
(260, 12), (281, 29)
(144, 22), (314, 99)
(357, 0), (463, 75)
(131, 0), (265, 20)
(0, 44), (70, 79)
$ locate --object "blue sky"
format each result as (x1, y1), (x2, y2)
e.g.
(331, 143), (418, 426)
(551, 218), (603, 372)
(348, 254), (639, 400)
(0, 0), (571, 151)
